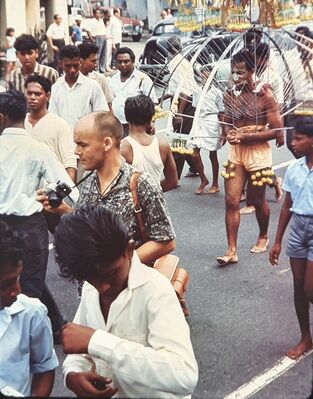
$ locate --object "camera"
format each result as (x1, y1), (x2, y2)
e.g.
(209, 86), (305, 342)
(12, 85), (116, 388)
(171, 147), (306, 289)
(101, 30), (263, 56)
(46, 181), (72, 208)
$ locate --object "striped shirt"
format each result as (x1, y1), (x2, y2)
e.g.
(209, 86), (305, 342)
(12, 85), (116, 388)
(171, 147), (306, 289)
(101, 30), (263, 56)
(7, 62), (59, 94)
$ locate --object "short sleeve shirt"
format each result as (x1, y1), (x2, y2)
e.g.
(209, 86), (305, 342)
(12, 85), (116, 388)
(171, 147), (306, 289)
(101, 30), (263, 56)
(77, 162), (176, 247)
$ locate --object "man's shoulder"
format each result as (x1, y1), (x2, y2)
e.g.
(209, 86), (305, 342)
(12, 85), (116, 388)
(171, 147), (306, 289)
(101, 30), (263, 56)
(10, 294), (48, 319)
(46, 112), (70, 127)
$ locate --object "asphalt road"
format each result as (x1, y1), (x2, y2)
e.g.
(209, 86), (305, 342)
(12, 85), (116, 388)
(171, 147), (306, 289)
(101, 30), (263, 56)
(45, 37), (313, 398)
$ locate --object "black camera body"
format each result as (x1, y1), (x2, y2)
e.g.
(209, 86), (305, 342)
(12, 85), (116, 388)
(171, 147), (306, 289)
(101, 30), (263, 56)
(46, 181), (72, 208)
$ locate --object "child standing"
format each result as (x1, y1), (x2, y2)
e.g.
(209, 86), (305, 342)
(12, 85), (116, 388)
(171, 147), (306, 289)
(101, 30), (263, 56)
(269, 116), (313, 359)
(0, 220), (58, 396)
(5, 28), (16, 81)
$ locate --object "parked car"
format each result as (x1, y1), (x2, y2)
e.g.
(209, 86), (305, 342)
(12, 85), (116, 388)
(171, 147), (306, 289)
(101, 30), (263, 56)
(139, 17), (238, 79)
(99, 6), (144, 42)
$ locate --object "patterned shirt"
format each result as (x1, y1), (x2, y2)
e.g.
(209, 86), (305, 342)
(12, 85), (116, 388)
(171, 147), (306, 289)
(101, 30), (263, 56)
(8, 62), (59, 94)
(77, 162), (175, 247)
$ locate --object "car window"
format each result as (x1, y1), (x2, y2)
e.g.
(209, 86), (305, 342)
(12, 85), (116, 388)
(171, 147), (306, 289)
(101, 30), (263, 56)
(154, 24), (181, 36)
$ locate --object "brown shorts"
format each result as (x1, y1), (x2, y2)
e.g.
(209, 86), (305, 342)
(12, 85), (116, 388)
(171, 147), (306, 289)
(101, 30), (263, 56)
(228, 142), (272, 172)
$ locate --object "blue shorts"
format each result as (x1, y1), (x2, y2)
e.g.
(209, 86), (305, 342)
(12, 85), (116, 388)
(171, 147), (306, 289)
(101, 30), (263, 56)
(286, 214), (313, 261)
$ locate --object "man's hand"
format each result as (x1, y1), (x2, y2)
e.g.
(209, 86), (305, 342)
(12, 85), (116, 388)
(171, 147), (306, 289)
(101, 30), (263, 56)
(62, 322), (95, 354)
(227, 129), (242, 145)
(36, 188), (73, 215)
(269, 243), (281, 266)
(66, 371), (118, 398)
(276, 131), (285, 147)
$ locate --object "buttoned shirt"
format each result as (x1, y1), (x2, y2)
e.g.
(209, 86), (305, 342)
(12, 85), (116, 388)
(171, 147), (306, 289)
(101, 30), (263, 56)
(0, 128), (78, 216)
(87, 17), (107, 36)
(77, 161), (175, 248)
(7, 62), (59, 94)
(63, 252), (198, 398)
(110, 15), (123, 44)
(88, 71), (114, 104)
(48, 72), (109, 130)
(109, 69), (158, 124)
(167, 53), (198, 97)
(283, 157), (313, 216)
(46, 22), (67, 40)
(25, 112), (77, 169)
(0, 295), (58, 396)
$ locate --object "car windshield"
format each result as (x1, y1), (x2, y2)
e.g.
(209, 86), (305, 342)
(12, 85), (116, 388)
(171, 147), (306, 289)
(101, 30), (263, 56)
(154, 23), (181, 36)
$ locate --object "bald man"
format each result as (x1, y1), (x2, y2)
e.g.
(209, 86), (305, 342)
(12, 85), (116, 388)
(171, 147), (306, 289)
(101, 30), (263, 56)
(37, 111), (176, 266)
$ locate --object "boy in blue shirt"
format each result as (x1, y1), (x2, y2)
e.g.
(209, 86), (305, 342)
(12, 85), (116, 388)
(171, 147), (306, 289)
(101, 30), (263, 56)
(0, 220), (58, 396)
(270, 116), (313, 359)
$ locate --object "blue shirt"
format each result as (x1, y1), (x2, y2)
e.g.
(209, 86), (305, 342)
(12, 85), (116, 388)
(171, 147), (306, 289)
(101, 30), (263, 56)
(282, 157), (313, 216)
(0, 295), (59, 396)
(72, 25), (83, 42)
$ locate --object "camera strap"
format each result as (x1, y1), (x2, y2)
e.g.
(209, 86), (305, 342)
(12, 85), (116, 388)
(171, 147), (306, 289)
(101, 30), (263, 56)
(72, 170), (95, 190)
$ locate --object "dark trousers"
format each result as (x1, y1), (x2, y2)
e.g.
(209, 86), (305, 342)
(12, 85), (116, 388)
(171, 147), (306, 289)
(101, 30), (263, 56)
(111, 42), (120, 67)
(173, 98), (197, 179)
(0, 212), (65, 331)
(95, 35), (107, 73)
(52, 39), (65, 73)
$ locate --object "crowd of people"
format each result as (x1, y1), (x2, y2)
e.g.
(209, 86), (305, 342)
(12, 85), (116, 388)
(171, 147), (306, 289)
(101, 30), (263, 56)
(1, 10), (313, 397)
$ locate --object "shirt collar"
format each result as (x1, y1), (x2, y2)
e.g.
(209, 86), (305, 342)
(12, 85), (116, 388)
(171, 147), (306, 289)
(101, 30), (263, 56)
(60, 71), (85, 86)
(0, 296), (25, 339)
(1, 127), (32, 137)
(33, 62), (40, 74)
(127, 251), (151, 290)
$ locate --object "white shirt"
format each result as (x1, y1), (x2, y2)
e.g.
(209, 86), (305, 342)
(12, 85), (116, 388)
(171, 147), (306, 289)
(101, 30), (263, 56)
(110, 15), (123, 44)
(167, 53), (198, 97)
(87, 17), (107, 36)
(25, 112), (77, 169)
(0, 128), (78, 216)
(46, 22), (67, 40)
(49, 72), (109, 130)
(123, 136), (163, 183)
(63, 252), (198, 398)
(110, 69), (158, 124)
(0, 295), (58, 396)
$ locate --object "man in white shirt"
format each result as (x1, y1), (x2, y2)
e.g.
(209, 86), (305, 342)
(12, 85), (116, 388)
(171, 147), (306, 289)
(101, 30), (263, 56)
(110, 8), (123, 68)
(24, 74), (77, 183)
(86, 8), (108, 73)
(0, 90), (78, 342)
(46, 14), (67, 71)
(78, 42), (114, 111)
(54, 205), (198, 398)
(109, 46), (158, 136)
(48, 45), (109, 131)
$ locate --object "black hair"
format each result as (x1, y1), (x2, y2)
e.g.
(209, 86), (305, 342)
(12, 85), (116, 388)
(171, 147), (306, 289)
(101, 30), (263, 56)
(0, 220), (23, 276)
(113, 8), (120, 14)
(14, 34), (39, 51)
(93, 7), (101, 15)
(24, 74), (52, 93)
(295, 26), (311, 36)
(5, 28), (14, 36)
(295, 116), (313, 137)
(60, 45), (80, 60)
(254, 42), (270, 60)
(231, 49), (255, 72)
(54, 13), (61, 20)
(54, 205), (129, 282)
(125, 94), (155, 125)
(0, 90), (27, 122)
(116, 47), (135, 62)
(78, 42), (99, 59)
(243, 28), (263, 47)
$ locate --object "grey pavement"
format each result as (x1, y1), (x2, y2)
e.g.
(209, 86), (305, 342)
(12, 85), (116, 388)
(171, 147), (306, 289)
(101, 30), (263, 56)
(47, 139), (313, 398)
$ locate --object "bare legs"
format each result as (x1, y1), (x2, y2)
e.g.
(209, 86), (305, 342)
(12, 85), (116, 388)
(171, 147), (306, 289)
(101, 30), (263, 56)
(5, 61), (15, 81)
(288, 258), (313, 359)
(217, 165), (270, 264)
(192, 149), (220, 194)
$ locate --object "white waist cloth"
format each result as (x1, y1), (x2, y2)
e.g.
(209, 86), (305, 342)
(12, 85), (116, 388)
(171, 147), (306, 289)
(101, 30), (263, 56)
(123, 136), (163, 183)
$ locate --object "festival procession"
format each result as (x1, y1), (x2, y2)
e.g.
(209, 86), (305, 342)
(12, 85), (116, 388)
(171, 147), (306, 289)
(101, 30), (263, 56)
(1, 0), (313, 397)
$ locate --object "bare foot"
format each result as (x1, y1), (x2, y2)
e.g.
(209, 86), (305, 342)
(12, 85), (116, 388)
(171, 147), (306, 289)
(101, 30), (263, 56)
(239, 205), (255, 215)
(195, 180), (209, 195)
(216, 252), (238, 266)
(275, 177), (283, 201)
(207, 185), (220, 194)
(250, 237), (269, 253)
(240, 193), (246, 202)
(287, 339), (312, 359)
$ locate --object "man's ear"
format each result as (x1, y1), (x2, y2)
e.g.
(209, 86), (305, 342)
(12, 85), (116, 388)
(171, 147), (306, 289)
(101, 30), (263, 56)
(35, 49), (39, 60)
(103, 136), (114, 151)
(126, 239), (135, 260)
(0, 113), (8, 132)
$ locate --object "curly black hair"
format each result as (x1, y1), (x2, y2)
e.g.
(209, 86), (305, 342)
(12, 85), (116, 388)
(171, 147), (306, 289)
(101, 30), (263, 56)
(0, 220), (23, 276)
(54, 205), (130, 282)
(0, 90), (27, 122)
(125, 94), (155, 125)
